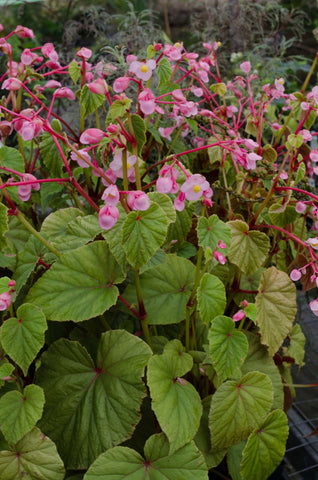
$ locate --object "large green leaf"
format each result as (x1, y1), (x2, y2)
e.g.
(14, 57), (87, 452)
(122, 203), (169, 269)
(84, 433), (208, 480)
(240, 410), (289, 480)
(130, 114), (146, 155)
(0, 202), (8, 249)
(228, 221), (270, 275)
(197, 215), (232, 256)
(102, 203), (127, 271)
(0, 427), (65, 480)
(0, 146), (24, 173)
(255, 267), (297, 356)
(0, 385), (45, 444)
(147, 341), (202, 453)
(80, 84), (105, 117)
(166, 204), (194, 248)
(148, 192), (176, 225)
(123, 255), (196, 325)
(37, 331), (152, 468)
(268, 203), (298, 227)
(41, 207), (83, 239)
(51, 215), (102, 253)
(208, 316), (249, 383)
(242, 332), (284, 410)
(5, 216), (30, 253)
(197, 273), (227, 324)
(209, 372), (273, 451)
(26, 241), (125, 322)
(0, 304), (47, 376)
(283, 323), (305, 366)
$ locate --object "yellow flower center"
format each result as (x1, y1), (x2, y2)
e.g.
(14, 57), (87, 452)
(193, 185), (201, 193)
(127, 162), (131, 169)
(217, 41), (222, 47)
(175, 42), (181, 48)
(140, 65), (149, 73)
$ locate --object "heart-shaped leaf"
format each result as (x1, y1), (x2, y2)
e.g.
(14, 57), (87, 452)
(26, 241), (125, 322)
(123, 255), (195, 325)
(0, 385), (45, 444)
(80, 84), (105, 117)
(37, 330), (152, 468)
(83, 433), (208, 480)
(209, 371), (273, 451)
(147, 341), (202, 453)
(0, 427), (65, 480)
(0, 303), (47, 375)
(228, 221), (269, 275)
(208, 316), (249, 382)
(197, 215), (232, 256)
(197, 274), (227, 324)
(122, 203), (169, 269)
(240, 410), (289, 480)
(255, 267), (297, 356)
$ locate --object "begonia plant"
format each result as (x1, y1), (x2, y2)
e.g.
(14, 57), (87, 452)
(0, 23), (317, 480)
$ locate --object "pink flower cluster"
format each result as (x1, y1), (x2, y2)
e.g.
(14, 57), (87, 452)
(0, 279), (15, 311)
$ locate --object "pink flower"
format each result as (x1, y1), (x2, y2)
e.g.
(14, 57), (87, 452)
(15, 25), (34, 38)
(54, 87), (75, 100)
(127, 191), (150, 211)
(18, 173), (40, 202)
(0, 292), (11, 311)
(102, 185), (120, 206)
(309, 298), (318, 316)
(113, 77), (131, 93)
(101, 168), (118, 187)
(240, 61), (251, 74)
(306, 237), (318, 249)
(290, 269), (301, 281)
(14, 109), (43, 141)
(70, 150), (91, 168)
(2, 77), (23, 91)
(87, 78), (108, 95)
(232, 310), (246, 322)
(98, 205), (119, 230)
(163, 43), (183, 61)
(109, 152), (136, 180)
(181, 174), (211, 201)
(156, 177), (173, 194)
(21, 49), (38, 66)
(213, 250), (226, 265)
(246, 152), (262, 170)
(80, 128), (105, 144)
(41, 43), (59, 62)
(158, 127), (175, 141)
(129, 59), (156, 81)
(179, 101), (198, 117)
(44, 80), (62, 89)
(138, 89), (155, 115)
(310, 150), (318, 162)
(76, 48), (92, 60)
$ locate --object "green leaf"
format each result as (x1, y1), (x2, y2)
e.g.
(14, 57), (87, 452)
(207, 136), (222, 164)
(148, 192), (176, 225)
(110, 98), (132, 121)
(227, 442), (245, 480)
(197, 273), (226, 324)
(0, 203), (8, 249)
(0, 361), (14, 383)
(0, 276), (10, 295)
(208, 316), (249, 382)
(197, 215), (231, 256)
(123, 255), (195, 325)
(268, 203), (298, 227)
(0, 385), (45, 444)
(210, 83), (227, 96)
(240, 410), (289, 480)
(39, 119), (67, 177)
(102, 204), (127, 271)
(130, 114), (146, 155)
(122, 203), (169, 269)
(295, 162), (306, 183)
(157, 57), (172, 87)
(241, 332), (284, 410)
(0, 427), (65, 480)
(245, 118), (257, 137)
(26, 241), (125, 322)
(166, 204), (194, 248)
(37, 331), (152, 468)
(51, 215), (102, 253)
(209, 372), (273, 451)
(283, 323), (305, 366)
(80, 84), (105, 117)
(255, 267), (297, 356)
(147, 342), (202, 453)
(1, 304), (47, 376)
(5, 216), (30, 253)
(262, 145), (277, 163)
(84, 433), (208, 480)
(69, 60), (81, 84)
(228, 221), (270, 276)
(0, 146), (24, 173)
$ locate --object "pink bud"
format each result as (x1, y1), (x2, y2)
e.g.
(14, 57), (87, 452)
(113, 77), (131, 93)
(127, 191), (150, 211)
(213, 250), (226, 265)
(70, 150), (91, 168)
(80, 128), (105, 144)
(87, 78), (108, 95)
(107, 124), (120, 134)
(54, 87), (75, 100)
(15, 25), (34, 38)
(156, 177), (173, 194)
(295, 201), (307, 213)
(138, 88), (155, 115)
(242, 300), (248, 307)
(174, 191), (185, 211)
(98, 205), (119, 230)
(309, 298), (318, 316)
(240, 61), (251, 74)
(8, 279), (15, 288)
(2, 77), (23, 91)
(232, 310), (246, 322)
(217, 240), (227, 249)
(290, 269), (301, 281)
